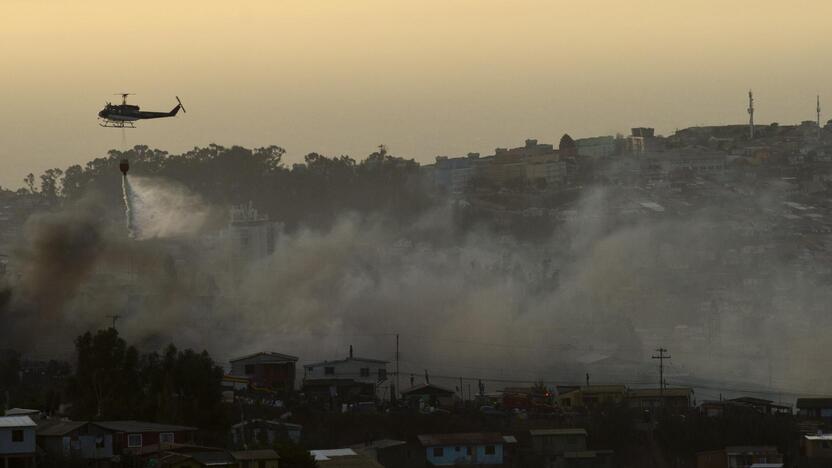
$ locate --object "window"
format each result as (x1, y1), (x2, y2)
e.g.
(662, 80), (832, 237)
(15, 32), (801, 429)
(360, 368), (370, 378)
(11, 430), (23, 442)
(455, 446), (460, 452)
(433, 447), (444, 457)
(378, 368), (387, 380)
(485, 445), (496, 455)
(244, 364), (255, 374)
(258, 461), (266, 468)
(466, 447), (473, 456)
(324, 366), (335, 376)
(127, 434), (142, 448)
(159, 432), (175, 444)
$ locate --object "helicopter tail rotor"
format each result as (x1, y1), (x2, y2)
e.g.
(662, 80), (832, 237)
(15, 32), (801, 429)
(176, 96), (186, 114)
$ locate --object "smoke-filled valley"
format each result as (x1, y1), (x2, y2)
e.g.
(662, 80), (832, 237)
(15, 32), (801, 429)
(1, 144), (831, 404)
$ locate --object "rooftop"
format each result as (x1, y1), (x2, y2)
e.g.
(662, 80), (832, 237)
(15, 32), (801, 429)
(4, 408), (40, 416)
(311, 449), (359, 461)
(0, 415), (36, 428)
(230, 351), (299, 363)
(628, 387), (692, 398)
(135, 442), (224, 456)
(304, 357), (389, 368)
(559, 385), (627, 395)
(37, 420), (88, 436)
(312, 450), (385, 468)
(94, 420), (197, 433)
(400, 383), (456, 396)
(417, 433), (505, 446)
(350, 439), (406, 450)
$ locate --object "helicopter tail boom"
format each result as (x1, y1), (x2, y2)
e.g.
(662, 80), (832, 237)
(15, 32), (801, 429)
(166, 96), (185, 117)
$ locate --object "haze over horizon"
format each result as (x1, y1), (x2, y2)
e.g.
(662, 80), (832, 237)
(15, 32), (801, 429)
(2, 0), (830, 189)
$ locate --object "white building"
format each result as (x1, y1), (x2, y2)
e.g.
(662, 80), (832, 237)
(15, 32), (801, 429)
(303, 347), (389, 384)
(0, 415), (36, 468)
(225, 202), (282, 263)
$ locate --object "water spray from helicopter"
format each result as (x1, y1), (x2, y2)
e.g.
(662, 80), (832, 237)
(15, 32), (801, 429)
(119, 159), (137, 239)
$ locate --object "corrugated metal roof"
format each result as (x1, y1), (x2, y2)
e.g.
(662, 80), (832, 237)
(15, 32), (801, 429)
(304, 357), (389, 368)
(229, 351), (299, 363)
(417, 433), (505, 446)
(316, 454), (385, 468)
(529, 428), (588, 437)
(0, 415), (36, 428)
(5, 408), (39, 416)
(311, 449), (357, 461)
(350, 440), (405, 450)
(93, 420), (196, 433)
(37, 420), (88, 436)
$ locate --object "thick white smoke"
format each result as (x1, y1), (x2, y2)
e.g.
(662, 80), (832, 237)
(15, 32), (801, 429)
(7, 176), (832, 401)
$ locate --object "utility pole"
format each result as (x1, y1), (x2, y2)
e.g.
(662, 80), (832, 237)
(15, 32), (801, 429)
(395, 334), (400, 396)
(652, 348), (671, 403)
(748, 90), (755, 139)
(106, 314), (120, 331)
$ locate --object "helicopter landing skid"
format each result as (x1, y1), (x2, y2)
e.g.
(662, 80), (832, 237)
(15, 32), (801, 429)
(99, 119), (135, 128)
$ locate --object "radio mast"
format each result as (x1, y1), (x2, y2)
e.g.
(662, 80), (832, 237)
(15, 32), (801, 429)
(818, 95), (822, 140)
(747, 90), (755, 139)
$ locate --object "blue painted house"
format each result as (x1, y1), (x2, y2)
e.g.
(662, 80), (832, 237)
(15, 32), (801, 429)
(0, 415), (37, 468)
(417, 433), (505, 466)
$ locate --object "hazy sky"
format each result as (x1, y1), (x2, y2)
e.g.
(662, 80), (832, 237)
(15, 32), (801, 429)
(1, 0), (830, 189)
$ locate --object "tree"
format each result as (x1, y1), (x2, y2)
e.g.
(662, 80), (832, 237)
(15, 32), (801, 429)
(68, 328), (140, 418)
(67, 329), (225, 426)
(0, 350), (21, 408)
(39, 168), (64, 202)
(23, 173), (36, 194)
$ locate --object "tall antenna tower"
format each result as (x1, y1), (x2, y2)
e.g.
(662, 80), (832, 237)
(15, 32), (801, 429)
(747, 90), (755, 139)
(818, 95), (822, 140)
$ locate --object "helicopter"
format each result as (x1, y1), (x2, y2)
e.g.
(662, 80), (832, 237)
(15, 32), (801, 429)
(98, 93), (185, 128)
